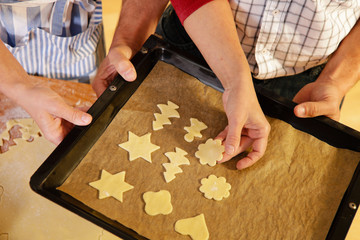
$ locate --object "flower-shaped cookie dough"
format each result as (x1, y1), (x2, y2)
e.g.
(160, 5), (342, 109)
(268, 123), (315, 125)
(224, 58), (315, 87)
(199, 175), (231, 201)
(195, 138), (224, 167)
(143, 190), (173, 216)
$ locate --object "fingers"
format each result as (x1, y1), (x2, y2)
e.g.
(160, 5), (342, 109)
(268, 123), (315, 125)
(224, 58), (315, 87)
(34, 114), (64, 145)
(294, 101), (340, 120)
(53, 103), (92, 127)
(216, 119), (270, 170)
(108, 46), (137, 82)
(92, 75), (110, 97)
(236, 136), (268, 170)
(218, 136), (253, 163)
(37, 102), (92, 144)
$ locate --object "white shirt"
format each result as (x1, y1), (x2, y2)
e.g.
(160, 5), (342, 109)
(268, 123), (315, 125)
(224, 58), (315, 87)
(230, 0), (360, 79)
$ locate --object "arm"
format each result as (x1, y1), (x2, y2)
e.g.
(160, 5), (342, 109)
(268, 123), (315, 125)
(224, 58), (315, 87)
(294, 19), (360, 120)
(0, 41), (92, 145)
(92, 0), (169, 96)
(181, 0), (270, 169)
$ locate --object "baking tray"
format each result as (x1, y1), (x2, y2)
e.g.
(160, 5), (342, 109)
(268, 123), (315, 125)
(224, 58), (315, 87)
(30, 35), (360, 239)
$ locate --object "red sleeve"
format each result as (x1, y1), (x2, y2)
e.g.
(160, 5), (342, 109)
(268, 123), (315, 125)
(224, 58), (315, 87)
(171, 0), (214, 24)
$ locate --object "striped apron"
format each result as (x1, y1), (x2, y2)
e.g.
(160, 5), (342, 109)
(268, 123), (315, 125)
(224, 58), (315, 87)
(0, 0), (104, 83)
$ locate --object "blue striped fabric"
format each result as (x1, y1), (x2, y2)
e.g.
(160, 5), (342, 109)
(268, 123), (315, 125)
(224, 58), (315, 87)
(0, 0), (103, 82)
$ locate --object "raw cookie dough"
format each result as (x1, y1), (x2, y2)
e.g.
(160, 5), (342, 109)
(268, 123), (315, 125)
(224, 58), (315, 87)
(199, 175), (231, 201)
(143, 190), (173, 216)
(152, 101), (180, 130)
(195, 138), (224, 167)
(163, 163), (183, 183)
(10, 118), (41, 140)
(184, 118), (207, 142)
(175, 214), (209, 240)
(118, 131), (160, 163)
(0, 119), (120, 240)
(89, 170), (134, 202)
(163, 148), (190, 183)
(0, 118), (41, 147)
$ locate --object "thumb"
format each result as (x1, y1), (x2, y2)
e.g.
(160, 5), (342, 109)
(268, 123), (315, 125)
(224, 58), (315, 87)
(55, 103), (92, 126)
(109, 46), (137, 82)
(294, 101), (334, 118)
(224, 119), (243, 156)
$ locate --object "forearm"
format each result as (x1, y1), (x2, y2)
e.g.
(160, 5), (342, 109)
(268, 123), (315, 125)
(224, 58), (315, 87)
(110, 0), (169, 56)
(317, 19), (360, 96)
(0, 41), (31, 102)
(183, 0), (252, 91)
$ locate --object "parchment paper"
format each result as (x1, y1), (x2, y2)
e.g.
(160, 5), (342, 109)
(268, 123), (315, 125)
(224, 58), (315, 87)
(59, 61), (360, 240)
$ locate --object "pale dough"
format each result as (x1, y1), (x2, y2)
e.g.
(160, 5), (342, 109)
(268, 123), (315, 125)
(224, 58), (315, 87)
(163, 147), (190, 183)
(175, 214), (209, 240)
(0, 119), (120, 240)
(0, 118), (41, 147)
(118, 131), (160, 163)
(143, 190), (173, 216)
(89, 170), (134, 202)
(163, 163), (183, 183)
(199, 175), (231, 201)
(184, 118), (207, 142)
(195, 138), (224, 167)
(152, 101), (180, 130)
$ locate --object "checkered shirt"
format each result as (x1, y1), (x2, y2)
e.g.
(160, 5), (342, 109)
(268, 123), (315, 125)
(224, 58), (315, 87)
(230, 0), (360, 79)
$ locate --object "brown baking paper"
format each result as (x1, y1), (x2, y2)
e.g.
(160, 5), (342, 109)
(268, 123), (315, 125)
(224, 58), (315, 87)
(58, 61), (360, 240)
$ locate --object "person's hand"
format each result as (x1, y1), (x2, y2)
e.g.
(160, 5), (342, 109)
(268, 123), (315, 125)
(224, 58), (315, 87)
(293, 81), (343, 121)
(216, 85), (271, 170)
(18, 83), (92, 145)
(92, 45), (137, 96)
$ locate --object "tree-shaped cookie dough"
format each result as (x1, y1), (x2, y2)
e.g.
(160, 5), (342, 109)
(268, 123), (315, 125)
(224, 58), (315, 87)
(89, 170), (134, 202)
(175, 214), (209, 240)
(118, 131), (160, 163)
(195, 138), (224, 167)
(162, 147), (190, 183)
(199, 175), (231, 201)
(143, 190), (173, 216)
(152, 101), (180, 130)
(184, 118), (207, 142)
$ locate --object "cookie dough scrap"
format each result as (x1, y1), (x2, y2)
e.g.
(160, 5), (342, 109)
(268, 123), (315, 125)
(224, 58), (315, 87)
(0, 118), (41, 146)
(195, 138), (224, 167)
(11, 119), (41, 141)
(184, 118), (207, 142)
(89, 170), (134, 202)
(199, 175), (231, 201)
(163, 147), (190, 183)
(175, 214), (209, 240)
(143, 190), (173, 216)
(152, 101), (180, 130)
(118, 131), (160, 163)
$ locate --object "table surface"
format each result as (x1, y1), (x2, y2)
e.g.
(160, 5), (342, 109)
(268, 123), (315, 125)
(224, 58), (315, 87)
(0, 76), (359, 240)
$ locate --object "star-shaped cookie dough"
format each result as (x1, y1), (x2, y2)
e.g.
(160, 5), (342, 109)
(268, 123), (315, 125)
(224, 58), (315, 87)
(118, 131), (160, 163)
(89, 170), (134, 202)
